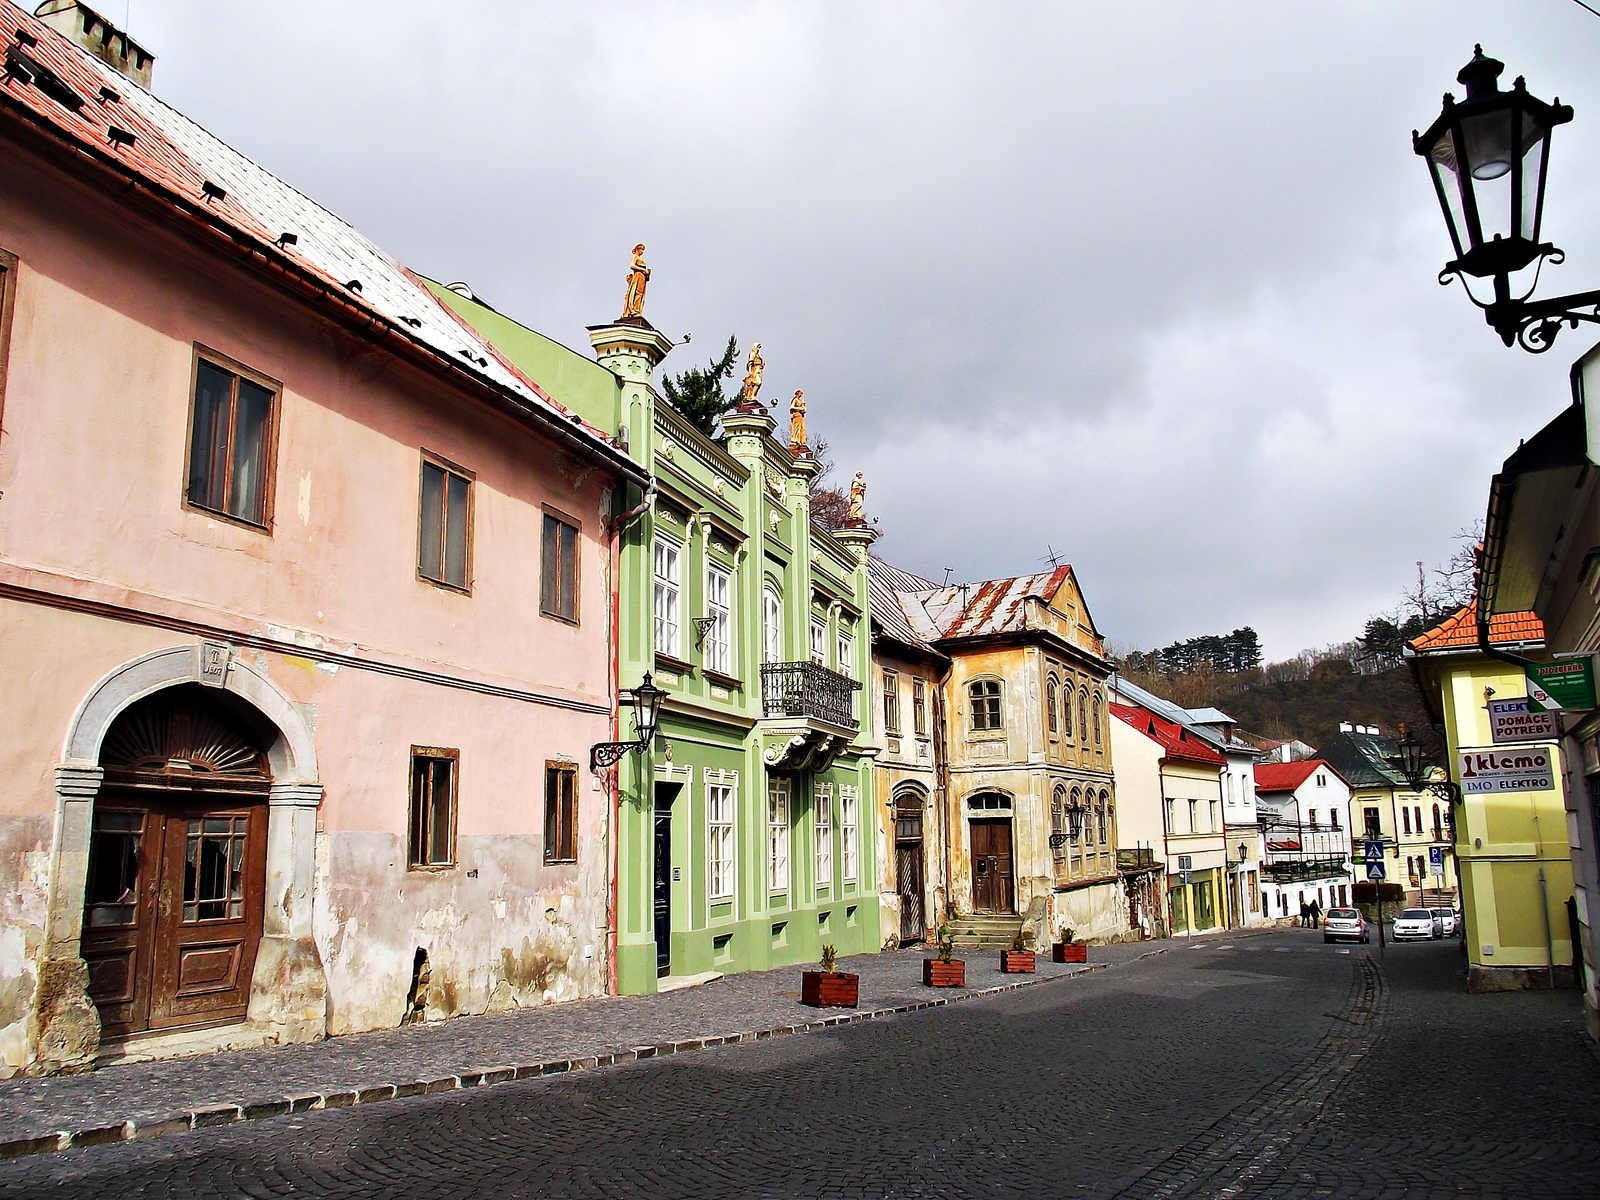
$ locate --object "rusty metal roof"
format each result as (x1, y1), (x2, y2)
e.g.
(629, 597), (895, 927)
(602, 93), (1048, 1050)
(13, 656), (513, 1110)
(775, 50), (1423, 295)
(0, 5), (633, 471)
(867, 556), (945, 659)
(899, 567), (1074, 640)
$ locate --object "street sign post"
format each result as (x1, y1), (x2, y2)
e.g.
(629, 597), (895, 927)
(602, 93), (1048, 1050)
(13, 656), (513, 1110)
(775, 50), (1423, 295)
(1364, 840), (1387, 951)
(1527, 657), (1599, 712)
(1429, 846), (1445, 876)
(1487, 697), (1560, 744)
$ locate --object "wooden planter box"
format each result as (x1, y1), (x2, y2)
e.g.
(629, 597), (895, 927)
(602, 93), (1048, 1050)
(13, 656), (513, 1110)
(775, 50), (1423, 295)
(923, 958), (966, 987)
(1000, 949), (1036, 974)
(801, 971), (859, 1008)
(1052, 941), (1088, 964)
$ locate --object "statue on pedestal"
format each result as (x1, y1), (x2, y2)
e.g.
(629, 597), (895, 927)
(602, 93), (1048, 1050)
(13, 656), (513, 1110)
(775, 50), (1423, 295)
(620, 243), (650, 320)
(848, 471), (866, 522)
(788, 390), (807, 452)
(739, 342), (764, 409)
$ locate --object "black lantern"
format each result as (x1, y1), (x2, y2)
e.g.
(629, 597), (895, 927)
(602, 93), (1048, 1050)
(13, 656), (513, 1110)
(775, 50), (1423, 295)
(1397, 724), (1426, 789)
(1065, 800), (1086, 841)
(1415, 48), (1600, 352)
(590, 673), (666, 771)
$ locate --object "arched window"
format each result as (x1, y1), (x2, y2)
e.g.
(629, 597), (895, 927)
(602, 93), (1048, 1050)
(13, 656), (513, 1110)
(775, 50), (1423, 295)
(1047, 676), (1059, 736)
(1099, 790), (1111, 844)
(1069, 787), (1084, 858)
(969, 679), (1003, 732)
(1063, 680), (1074, 738)
(1078, 691), (1089, 741)
(1431, 802), (1442, 838)
(1092, 695), (1102, 745)
(763, 587), (782, 664)
(1106, 802), (1116, 844)
(1051, 787), (1066, 868)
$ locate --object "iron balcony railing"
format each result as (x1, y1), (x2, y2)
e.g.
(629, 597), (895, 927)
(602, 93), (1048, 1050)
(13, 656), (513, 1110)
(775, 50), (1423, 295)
(760, 660), (861, 730)
(1262, 857), (1351, 884)
(1117, 847), (1158, 872)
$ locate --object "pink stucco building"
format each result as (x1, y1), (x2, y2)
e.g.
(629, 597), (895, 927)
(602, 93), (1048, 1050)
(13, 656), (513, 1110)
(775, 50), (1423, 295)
(0, 4), (640, 1075)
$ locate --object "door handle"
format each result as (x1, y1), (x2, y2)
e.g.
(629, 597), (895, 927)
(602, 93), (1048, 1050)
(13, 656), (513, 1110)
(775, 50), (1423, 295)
(157, 883), (173, 922)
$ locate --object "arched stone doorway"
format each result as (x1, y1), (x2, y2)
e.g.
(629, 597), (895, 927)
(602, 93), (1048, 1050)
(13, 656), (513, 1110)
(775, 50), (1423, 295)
(82, 686), (271, 1037)
(966, 791), (1014, 914)
(34, 644), (324, 1073)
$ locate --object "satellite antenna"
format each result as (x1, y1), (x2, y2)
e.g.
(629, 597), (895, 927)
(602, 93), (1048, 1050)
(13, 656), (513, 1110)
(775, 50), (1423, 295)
(942, 567), (954, 585)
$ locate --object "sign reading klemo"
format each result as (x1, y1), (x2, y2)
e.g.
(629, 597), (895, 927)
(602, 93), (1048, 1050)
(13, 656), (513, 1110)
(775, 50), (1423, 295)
(1527, 657), (1599, 712)
(1457, 746), (1556, 794)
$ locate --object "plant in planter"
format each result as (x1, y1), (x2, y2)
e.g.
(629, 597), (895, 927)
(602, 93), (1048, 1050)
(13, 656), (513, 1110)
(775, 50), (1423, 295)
(1000, 926), (1036, 974)
(801, 943), (859, 1007)
(1052, 924), (1088, 963)
(924, 916), (966, 987)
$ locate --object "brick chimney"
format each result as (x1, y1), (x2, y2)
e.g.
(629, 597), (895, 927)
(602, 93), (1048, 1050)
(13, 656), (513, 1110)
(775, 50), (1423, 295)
(34, 2), (154, 89)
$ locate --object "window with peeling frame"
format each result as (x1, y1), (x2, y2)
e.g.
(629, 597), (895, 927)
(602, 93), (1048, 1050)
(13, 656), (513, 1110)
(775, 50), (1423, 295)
(187, 354), (279, 529)
(541, 512), (580, 622)
(969, 680), (1002, 732)
(419, 455), (472, 590)
(409, 749), (458, 869)
(545, 763), (578, 863)
(882, 671), (900, 734)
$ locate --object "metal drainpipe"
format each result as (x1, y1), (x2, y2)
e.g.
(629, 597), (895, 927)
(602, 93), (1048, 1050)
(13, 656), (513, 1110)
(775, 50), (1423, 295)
(1540, 866), (1557, 989)
(603, 479), (656, 995)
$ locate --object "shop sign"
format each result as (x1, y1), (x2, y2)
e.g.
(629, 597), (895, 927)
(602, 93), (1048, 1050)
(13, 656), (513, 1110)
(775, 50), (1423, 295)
(1527, 658), (1598, 712)
(1488, 697), (1559, 744)
(1457, 746), (1556, 794)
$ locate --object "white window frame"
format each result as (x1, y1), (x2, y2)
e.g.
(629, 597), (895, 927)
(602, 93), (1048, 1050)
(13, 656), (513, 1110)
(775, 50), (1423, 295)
(837, 628), (853, 678)
(840, 785), (859, 882)
(814, 781), (833, 887)
(810, 616), (827, 666)
(764, 587), (782, 664)
(705, 563), (732, 675)
(768, 778), (790, 892)
(706, 769), (737, 901)
(653, 536), (681, 659)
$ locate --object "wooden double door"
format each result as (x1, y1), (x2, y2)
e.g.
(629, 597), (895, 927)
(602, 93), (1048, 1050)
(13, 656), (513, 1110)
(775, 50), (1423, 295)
(80, 790), (268, 1038)
(970, 818), (1015, 914)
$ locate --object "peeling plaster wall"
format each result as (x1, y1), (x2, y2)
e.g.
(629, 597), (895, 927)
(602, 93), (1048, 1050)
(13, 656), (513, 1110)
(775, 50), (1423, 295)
(1049, 880), (1129, 946)
(0, 817), (53, 1078)
(314, 830), (607, 1034)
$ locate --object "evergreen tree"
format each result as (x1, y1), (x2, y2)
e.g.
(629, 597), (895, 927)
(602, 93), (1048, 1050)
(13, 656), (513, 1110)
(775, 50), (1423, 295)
(662, 335), (740, 437)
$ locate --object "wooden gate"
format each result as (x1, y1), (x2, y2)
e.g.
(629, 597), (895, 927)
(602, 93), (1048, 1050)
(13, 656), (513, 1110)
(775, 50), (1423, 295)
(969, 818), (1014, 914)
(895, 794), (925, 942)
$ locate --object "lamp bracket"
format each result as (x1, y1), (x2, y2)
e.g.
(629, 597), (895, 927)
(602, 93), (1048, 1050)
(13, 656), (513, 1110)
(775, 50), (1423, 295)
(1048, 832), (1069, 850)
(692, 616), (718, 648)
(590, 737), (647, 773)
(1441, 262), (1600, 352)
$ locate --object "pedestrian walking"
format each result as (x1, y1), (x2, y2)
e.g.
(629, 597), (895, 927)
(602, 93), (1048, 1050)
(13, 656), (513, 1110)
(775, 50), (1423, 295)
(1309, 898), (1322, 927)
(1298, 901), (1310, 928)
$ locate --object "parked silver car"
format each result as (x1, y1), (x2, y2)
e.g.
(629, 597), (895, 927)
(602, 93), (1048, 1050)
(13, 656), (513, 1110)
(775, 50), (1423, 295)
(1430, 907), (1459, 937)
(1323, 907), (1369, 944)
(1393, 908), (1443, 940)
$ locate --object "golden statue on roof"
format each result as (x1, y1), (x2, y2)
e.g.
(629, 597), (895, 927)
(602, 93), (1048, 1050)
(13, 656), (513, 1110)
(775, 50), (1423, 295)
(788, 390), (807, 452)
(848, 471), (866, 521)
(620, 243), (650, 319)
(740, 343), (764, 405)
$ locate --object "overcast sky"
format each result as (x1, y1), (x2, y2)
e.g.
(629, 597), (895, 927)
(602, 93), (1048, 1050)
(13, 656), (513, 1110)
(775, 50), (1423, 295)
(113, 0), (1600, 659)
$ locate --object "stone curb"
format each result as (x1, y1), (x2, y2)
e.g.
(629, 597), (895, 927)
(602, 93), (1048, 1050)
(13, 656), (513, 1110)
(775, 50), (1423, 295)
(0, 956), (1142, 1163)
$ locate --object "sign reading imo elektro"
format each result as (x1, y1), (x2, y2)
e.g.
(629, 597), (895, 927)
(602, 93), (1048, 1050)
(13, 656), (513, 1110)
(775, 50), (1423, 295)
(1527, 657), (1598, 713)
(1458, 746), (1556, 794)
(1488, 697), (1559, 744)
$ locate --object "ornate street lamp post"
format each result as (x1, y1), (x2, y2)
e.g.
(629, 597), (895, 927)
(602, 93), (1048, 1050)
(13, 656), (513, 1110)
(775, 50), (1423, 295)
(1415, 47), (1599, 352)
(590, 673), (665, 772)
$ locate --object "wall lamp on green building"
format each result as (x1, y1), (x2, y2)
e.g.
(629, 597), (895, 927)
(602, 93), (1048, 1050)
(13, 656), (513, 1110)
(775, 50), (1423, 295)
(1415, 46), (1599, 353)
(591, 673), (665, 772)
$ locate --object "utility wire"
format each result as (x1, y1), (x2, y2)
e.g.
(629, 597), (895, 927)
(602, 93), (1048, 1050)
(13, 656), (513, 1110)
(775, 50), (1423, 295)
(1573, 0), (1600, 20)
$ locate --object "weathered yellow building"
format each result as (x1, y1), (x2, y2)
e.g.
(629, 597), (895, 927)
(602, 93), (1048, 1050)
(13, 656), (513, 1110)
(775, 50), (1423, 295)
(871, 563), (1125, 947)
(1410, 605), (1575, 991)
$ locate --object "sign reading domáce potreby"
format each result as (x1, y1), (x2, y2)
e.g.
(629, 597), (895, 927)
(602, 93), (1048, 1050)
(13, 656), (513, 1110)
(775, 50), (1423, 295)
(1457, 746), (1557, 794)
(1488, 697), (1559, 743)
(1527, 657), (1598, 712)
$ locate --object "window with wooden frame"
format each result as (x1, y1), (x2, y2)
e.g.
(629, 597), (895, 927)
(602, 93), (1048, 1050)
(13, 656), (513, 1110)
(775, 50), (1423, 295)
(882, 670), (900, 735)
(544, 762), (578, 863)
(1092, 694), (1102, 745)
(418, 453), (473, 591)
(0, 247), (17, 442)
(969, 679), (1002, 732)
(1046, 674), (1060, 736)
(408, 748), (458, 869)
(705, 563), (732, 674)
(185, 351), (280, 529)
(541, 511), (580, 623)
(912, 678), (927, 736)
(1078, 690), (1089, 741)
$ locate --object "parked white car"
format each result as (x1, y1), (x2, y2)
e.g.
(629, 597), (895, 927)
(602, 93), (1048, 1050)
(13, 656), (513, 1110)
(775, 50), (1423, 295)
(1393, 908), (1443, 940)
(1430, 907), (1459, 937)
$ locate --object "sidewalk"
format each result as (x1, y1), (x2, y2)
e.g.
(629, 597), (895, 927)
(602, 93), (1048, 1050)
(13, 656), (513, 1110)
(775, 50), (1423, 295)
(0, 939), (1161, 1160)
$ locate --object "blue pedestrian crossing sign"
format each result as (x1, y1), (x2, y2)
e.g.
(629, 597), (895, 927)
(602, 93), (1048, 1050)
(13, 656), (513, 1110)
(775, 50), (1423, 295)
(1364, 840), (1386, 881)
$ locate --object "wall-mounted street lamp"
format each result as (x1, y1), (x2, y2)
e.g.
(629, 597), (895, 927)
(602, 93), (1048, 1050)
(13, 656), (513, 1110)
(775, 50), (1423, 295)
(590, 673), (665, 772)
(1049, 800), (1087, 850)
(1415, 47), (1598, 353)
(1397, 725), (1462, 808)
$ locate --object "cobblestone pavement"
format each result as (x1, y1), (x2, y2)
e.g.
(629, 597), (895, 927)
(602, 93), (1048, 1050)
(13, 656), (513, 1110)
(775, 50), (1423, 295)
(0, 940), (1153, 1149)
(3, 929), (1595, 1198)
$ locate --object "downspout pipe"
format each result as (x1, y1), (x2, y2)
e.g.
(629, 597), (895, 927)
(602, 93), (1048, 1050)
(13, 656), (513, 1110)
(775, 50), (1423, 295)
(1476, 472), (1536, 669)
(603, 478), (656, 995)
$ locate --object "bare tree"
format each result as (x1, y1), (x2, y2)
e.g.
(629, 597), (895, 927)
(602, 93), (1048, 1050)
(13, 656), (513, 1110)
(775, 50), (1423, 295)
(808, 437), (852, 532)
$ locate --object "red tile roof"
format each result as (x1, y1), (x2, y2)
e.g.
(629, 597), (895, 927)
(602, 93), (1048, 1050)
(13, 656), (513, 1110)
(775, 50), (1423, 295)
(1409, 604), (1545, 653)
(0, 4), (625, 465)
(1254, 759), (1350, 793)
(1110, 702), (1224, 766)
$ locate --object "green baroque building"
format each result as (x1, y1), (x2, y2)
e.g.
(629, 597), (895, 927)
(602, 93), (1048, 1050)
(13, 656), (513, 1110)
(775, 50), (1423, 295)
(425, 277), (880, 993)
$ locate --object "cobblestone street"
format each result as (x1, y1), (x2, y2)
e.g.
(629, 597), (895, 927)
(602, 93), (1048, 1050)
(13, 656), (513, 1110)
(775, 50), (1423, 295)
(3, 927), (1595, 1198)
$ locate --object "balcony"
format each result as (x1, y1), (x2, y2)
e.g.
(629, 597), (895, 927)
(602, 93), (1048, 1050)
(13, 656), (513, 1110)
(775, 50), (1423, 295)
(1117, 847), (1159, 873)
(758, 661), (861, 773)
(1262, 857), (1350, 884)
(760, 661), (860, 730)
